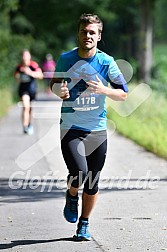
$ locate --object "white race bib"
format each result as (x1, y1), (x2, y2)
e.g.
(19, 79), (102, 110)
(73, 90), (99, 111)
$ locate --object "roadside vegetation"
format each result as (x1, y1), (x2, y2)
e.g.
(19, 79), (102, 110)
(107, 44), (167, 160)
(0, 88), (13, 118)
(107, 84), (167, 159)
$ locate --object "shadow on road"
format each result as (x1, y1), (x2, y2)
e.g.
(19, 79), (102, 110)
(0, 177), (165, 203)
(0, 178), (65, 203)
(0, 237), (75, 250)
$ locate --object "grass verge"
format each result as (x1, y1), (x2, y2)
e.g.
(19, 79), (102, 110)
(107, 84), (167, 160)
(0, 88), (14, 119)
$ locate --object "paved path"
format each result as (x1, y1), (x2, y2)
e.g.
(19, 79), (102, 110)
(0, 93), (167, 252)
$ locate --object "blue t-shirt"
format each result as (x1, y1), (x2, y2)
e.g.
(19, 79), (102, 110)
(55, 48), (128, 131)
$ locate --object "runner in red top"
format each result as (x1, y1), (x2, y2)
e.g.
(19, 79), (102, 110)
(14, 49), (43, 135)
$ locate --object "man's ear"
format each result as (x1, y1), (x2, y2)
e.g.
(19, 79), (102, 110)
(98, 33), (101, 41)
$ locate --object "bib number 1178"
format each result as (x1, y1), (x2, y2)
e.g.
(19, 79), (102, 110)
(76, 96), (96, 105)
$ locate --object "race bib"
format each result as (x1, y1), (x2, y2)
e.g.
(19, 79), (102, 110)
(73, 90), (99, 111)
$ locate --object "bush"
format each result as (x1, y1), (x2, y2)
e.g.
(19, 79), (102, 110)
(0, 31), (35, 117)
(0, 30), (34, 88)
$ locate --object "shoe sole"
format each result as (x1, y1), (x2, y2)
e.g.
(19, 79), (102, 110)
(73, 235), (91, 241)
(63, 210), (78, 223)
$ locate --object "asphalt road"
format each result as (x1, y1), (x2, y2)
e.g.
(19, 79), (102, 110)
(0, 93), (167, 252)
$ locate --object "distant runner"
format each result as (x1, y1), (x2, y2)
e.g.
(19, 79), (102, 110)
(14, 49), (43, 135)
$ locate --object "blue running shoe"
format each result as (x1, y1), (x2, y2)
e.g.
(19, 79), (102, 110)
(28, 124), (34, 135)
(63, 192), (78, 223)
(73, 220), (91, 241)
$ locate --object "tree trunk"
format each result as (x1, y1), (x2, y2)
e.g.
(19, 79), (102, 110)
(138, 0), (154, 83)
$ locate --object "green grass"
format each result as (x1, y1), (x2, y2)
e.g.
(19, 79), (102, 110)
(107, 84), (167, 159)
(0, 88), (14, 119)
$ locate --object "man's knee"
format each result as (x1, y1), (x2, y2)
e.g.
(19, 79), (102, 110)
(83, 171), (100, 195)
(67, 170), (87, 188)
(83, 184), (99, 195)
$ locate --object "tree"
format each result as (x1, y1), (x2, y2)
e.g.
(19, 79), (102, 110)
(138, 0), (155, 83)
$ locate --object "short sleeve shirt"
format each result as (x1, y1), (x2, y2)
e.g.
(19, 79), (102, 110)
(55, 48), (128, 131)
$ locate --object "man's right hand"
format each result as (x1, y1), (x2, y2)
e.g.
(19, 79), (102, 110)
(50, 78), (70, 99)
(60, 82), (70, 99)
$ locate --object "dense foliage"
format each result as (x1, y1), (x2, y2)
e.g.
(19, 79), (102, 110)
(1, 0), (167, 90)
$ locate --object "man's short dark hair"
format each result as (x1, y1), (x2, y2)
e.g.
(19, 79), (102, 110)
(78, 13), (103, 33)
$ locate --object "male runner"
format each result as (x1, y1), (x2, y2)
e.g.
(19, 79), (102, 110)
(50, 13), (128, 241)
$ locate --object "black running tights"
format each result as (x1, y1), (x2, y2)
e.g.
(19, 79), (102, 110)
(61, 129), (107, 195)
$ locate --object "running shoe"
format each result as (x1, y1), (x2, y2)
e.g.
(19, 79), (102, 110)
(73, 219), (91, 241)
(23, 126), (29, 134)
(28, 124), (34, 135)
(63, 191), (78, 223)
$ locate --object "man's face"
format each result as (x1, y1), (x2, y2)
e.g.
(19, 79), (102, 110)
(78, 23), (101, 51)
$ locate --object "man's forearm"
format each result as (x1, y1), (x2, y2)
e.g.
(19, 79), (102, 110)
(105, 87), (128, 101)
